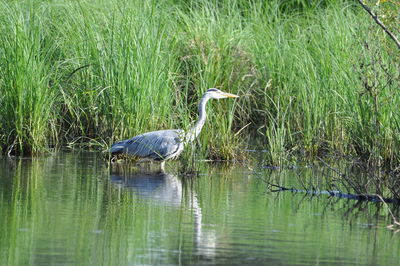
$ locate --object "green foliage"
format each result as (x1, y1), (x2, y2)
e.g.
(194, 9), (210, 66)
(0, 2), (60, 154)
(0, 0), (399, 166)
(244, 0), (400, 165)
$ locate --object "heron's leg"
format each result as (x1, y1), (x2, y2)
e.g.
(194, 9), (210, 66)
(160, 161), (166, 172)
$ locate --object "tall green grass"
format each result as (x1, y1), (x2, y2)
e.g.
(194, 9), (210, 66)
(244, 1), (399, 165)
(55, 1), (179, 143)
(0, 2), (60, 154)
(0, 0), (399, 166)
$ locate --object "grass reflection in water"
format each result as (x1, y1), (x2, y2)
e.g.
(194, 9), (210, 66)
(0, 152), (399, 265)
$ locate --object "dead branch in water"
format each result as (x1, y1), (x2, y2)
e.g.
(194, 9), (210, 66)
(268, 182), (399, 204)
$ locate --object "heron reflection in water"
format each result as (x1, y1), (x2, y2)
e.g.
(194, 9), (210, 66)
(110, 89), (239, 170)
(110, 170), (182, 205)
(109, 168), (217, 259)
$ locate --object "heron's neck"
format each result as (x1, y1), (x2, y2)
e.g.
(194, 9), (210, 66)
(187, 95), (210, 142)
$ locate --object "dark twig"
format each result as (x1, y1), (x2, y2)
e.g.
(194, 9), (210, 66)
(356, 0), (400, 50)
(65, 64), (91, 82)
(374, 194), (400, 228)
(268, 183), (399, 204)
(317, 157), (354, 193)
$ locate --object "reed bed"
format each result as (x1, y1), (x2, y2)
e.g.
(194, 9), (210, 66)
(0, 0), (398, 166)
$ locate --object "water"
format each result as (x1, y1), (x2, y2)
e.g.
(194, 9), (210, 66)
(0, 152), (399, 265)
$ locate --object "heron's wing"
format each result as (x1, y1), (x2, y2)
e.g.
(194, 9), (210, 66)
(111, 129), (183, 160)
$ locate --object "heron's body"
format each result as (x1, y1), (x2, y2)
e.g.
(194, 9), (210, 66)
(110, 88), (238, 169)
(110, 129), (185, 161)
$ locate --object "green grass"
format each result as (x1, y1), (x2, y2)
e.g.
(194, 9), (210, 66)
(244, 1), (399, 165)
(0, 2), (60, 154)
(0, 0), (399, 166)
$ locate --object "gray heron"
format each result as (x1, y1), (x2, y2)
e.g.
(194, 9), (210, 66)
(109, 88), (239, 169)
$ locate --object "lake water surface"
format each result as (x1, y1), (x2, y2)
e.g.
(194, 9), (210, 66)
(0, 152), (399, 265)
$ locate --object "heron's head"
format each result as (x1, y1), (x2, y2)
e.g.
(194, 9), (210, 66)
(205, 88), (239, 99)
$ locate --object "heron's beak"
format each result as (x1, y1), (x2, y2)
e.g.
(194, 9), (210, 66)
(222, 92), (239, 98)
